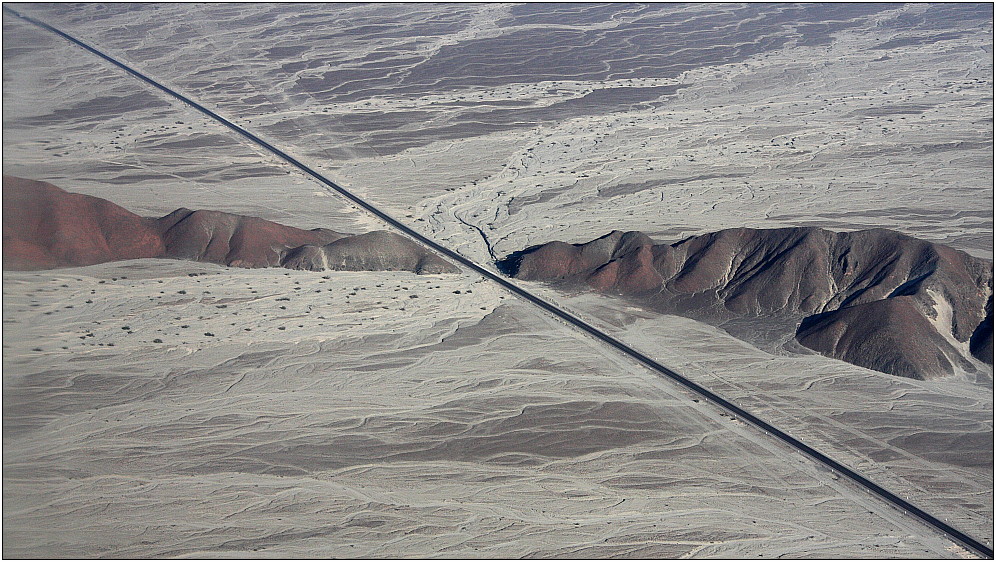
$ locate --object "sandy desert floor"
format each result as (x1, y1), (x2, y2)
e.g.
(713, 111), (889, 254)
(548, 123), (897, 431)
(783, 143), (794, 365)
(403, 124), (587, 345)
(0, 261), (973, 558)
(3, 3), (993, 558)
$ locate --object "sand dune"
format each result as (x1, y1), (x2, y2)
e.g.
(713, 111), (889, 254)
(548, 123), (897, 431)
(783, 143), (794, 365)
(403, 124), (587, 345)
(3, 176), (458, 274)
(500, 227), (993, 379)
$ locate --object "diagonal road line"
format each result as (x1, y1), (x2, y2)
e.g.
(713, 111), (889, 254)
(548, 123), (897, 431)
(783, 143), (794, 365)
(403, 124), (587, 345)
(5, 6), (991, 559)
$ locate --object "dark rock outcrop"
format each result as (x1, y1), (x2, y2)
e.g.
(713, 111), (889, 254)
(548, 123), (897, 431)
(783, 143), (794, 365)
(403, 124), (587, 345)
(970, 296), (994, 364)
(500, 228), (993, 379)
(3, 176), (458, 275)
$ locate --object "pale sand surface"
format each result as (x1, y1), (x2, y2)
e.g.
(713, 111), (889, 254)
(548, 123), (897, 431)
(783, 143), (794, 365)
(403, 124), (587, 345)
(531, 284), (994, 545)
(373, 13), (994, 264)
(3, 3), (992, 557)
(6, 4), (992, 259)
(0, 261), (965, 558)
(1, 13), (374, 233)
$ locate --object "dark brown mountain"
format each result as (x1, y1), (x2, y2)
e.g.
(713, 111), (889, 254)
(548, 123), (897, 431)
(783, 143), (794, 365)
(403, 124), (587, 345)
(499, 228), (993, 380)
(3, 176), (458, 275)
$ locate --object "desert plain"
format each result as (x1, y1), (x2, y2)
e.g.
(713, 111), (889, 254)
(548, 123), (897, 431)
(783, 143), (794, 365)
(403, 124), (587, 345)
(3, 3), (993, 558)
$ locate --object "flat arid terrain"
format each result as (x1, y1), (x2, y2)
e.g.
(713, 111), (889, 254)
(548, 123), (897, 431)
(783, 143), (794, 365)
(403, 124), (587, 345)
(3, 3), (993, 558)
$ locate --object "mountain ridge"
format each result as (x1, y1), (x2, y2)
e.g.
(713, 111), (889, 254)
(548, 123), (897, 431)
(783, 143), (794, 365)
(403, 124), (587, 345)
(2, 176), (458, 275)
(500, 227), (994, 380)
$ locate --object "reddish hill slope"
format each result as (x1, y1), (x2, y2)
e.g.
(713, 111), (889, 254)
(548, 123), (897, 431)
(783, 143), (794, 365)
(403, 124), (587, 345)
(156, 208), (345, 268)
(500, 228), (993, 379)
(3, 176), (458, 275)
(3, 176), (164, 269)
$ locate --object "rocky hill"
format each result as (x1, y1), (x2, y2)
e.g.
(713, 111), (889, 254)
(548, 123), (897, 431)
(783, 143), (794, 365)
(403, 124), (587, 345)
(499, 228), (993, 379)
(3, 176), (458, 275)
